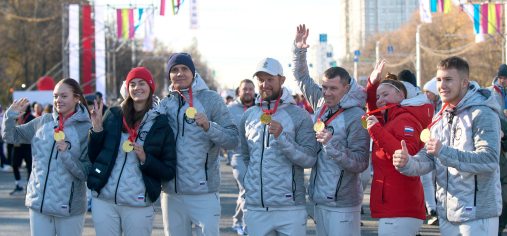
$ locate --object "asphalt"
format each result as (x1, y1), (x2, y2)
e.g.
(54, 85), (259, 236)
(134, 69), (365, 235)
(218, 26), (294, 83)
(1, 159), (495, 236)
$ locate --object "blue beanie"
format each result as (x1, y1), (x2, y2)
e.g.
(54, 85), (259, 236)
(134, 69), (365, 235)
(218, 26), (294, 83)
(167, 53), (195, 78)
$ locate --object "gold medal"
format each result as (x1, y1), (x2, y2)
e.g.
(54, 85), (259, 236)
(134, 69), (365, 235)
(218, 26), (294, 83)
(314, 121), (325, 132)
(186, 107), (197, 119)
(420, 129), (431, 142)
(122, 140), (134, 152)
(260, 113), (272, 124)
(54, 131), (65, 141)
(361, 118), (368, 129)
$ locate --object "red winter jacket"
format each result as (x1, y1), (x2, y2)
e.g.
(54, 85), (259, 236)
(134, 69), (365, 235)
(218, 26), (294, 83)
(367, 79), (433, 220)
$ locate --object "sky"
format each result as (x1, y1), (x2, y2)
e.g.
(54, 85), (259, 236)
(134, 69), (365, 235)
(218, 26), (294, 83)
(94, 0), (343, 93)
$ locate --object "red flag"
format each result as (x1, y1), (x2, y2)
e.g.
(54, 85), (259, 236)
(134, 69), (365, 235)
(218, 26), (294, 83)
(82, 5), (92, 94)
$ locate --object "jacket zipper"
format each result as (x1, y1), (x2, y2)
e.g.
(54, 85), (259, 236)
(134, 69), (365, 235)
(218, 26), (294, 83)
(260, 124), (267, 207)
(205, 153), (209, 181)
(69, 182), (74, 213)
(114, 153), (129, 204)
(445, 112), (455, 216)
(474, 175), (478, 206)
(174, 95), (184, 193)
(334, 170), (345, 200)
(312, 149), (322, 189)
(40, 140), (57, 213)
(266, 103), (271, 148)
(292, 165), (296, 201)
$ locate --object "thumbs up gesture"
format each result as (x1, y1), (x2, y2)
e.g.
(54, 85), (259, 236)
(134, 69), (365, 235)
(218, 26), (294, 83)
(393, 140), (410, 168)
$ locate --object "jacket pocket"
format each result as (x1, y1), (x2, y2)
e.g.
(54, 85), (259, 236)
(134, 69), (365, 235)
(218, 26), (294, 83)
(68, 182), (74, 213)
(334, 170), (345, 200)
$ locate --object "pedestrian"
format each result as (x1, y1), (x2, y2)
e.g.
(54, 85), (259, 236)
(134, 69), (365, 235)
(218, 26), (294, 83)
(293, 24), (370, 236)
(95, 91), (108, 115)
(398, 69), (422, 99)
(365, 60), (433, 235)
(394, 56), (502, 236)
(240, 57), (318, 236)
(87, 67), (176, 236)
(1, 78), (92, 236)
(160, 53), (239, 236)
(42, 105), (53, 115)
(9, 104), (34, 195)
(0, 105), (11, 172)
(226, 79), (256, 235)
(489, 64), (507, 120)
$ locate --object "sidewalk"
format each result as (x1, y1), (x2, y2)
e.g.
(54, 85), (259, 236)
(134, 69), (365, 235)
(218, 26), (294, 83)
(0, 162), (445, 235)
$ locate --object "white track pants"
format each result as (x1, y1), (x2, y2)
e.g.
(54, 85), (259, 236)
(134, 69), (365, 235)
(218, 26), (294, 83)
(314, 206), (361, 236)
(244, 208), (307, 236)
(420, 169), (436, 212)
(439, 217), (499, 236)
(231, 155), (247, 228)
(161, 192), (221, 236)
(29, 209), (85, 236)
(378, 217), (423, 236)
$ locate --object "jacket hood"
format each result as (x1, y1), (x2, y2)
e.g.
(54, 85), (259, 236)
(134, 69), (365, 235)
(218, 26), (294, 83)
(387, 94), (434, 129)
(335, 76), (367, 109)
(255, 87), (296, 110)
(453, 81), (501, 116)
(492, 76), (506, 90)
(231, 97), (255, 108)
(52, 103), (91, 127)
(168, 72), (209, 94)
(402, 81), (422, 99)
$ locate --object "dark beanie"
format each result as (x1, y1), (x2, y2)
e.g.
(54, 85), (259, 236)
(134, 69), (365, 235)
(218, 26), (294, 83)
(398, 70), (417, 87)
(167, 53), (195, 78)
(498, 64), (507, 78)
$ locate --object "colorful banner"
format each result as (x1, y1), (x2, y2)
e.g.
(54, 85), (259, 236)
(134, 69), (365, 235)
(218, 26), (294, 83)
(443, 0), (451, 13)
(68, 4), (80, 82)
(420, 0), (432, 23)
(430, 0), (437, 12)
(82, 5), (92, 94)
(143, 9), (155, 52)
(190, 0), (199, 29)
(438, 0), (443, 12)
(117, 9), (135, 39)
(160, 0), (166, 16)
(95, 6), (106, 98)
(482, 4), (488, 35)
(496, 4), (501, 35)
(464, 3), (484, 43)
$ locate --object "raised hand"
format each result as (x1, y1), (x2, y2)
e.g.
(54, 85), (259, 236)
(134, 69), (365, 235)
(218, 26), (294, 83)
(295, 24), (310, 49)
(393, 140), (410, 168)
(9, 98), (30, 119)
(91, 100), (104, 132)
(369, 59), (386, 84)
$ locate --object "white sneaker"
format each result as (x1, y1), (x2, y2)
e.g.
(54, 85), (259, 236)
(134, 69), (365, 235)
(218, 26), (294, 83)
(1, 164), (11, 171)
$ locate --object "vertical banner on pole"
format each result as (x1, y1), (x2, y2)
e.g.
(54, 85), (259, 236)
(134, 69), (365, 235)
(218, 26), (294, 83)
(495, 4), (501, 34)
(190, 0), (199, 29)
(95, 6), (106, 98)
(420, 0), (432, 23)
(430, 0), (437, 13)
(69, 4), (80, 83)
(482, 4), (488, 35)
(160, 0), (166, 16)
(143, 9), (155, 52)
(129, 9), (135, 39)
(82, 5), (92, 94)
(117, 9), (123, 38)
(488, 4), (497, 34)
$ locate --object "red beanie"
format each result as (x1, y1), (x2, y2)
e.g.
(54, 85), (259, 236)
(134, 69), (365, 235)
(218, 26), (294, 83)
(126, 67), (155, 94)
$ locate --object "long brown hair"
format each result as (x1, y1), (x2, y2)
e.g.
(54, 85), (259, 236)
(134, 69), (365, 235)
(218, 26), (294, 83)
(57, 78), (91, 117)
(121, 88), (154, 133)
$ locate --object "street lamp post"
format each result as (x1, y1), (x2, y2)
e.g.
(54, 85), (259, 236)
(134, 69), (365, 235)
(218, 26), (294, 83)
(416, 24), (422, 87)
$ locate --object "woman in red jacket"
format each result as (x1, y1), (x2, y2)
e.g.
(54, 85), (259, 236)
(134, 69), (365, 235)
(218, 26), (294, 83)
(365, 60), (433, 236)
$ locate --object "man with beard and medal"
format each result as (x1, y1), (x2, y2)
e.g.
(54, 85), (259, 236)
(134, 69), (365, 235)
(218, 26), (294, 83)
(239, 57), (318, 236)
(226, 79), (256, 235)
(293, 24), (370, 235)
(160, 53), (239, 236)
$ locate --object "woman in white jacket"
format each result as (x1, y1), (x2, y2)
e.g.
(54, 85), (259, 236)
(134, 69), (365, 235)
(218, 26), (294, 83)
(2, 78), (92, 236)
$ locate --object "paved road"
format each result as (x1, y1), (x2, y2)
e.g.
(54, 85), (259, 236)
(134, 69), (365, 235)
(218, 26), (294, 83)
(0, 160), (489, 236)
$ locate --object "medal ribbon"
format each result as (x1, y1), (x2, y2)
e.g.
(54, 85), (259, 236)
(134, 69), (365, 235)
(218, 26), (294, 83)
(54, 112), (75, 133)
(122, 117), (141, 142)
(425, 103), (450, 130)
(317, 104), (345, 125)
(175, 86), (194, 108)
(243, 101), (253, 111)
(20, 112), (30, 124)
(259, 93), (282, 115)
(361, 103), (399, 120)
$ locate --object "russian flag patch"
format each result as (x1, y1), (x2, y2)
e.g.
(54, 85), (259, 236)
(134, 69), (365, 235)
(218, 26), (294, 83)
(404, 126), (414, 136)
(327, 195), (333, 200)
(61, 205), (68, 209)
(285, 193), (292, 198)
(465, 207), (473, 211)
(138, 195), (144, 200)
(200, 181), (206, 186)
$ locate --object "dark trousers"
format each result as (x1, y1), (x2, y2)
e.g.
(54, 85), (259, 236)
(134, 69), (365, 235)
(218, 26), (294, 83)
(11, 145), (32, 182)
(0, 142), (7, 167)
(500, 184), (507, 233)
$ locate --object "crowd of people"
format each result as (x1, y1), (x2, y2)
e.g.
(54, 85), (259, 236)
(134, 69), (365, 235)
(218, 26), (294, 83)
(1, 24), (506, 236)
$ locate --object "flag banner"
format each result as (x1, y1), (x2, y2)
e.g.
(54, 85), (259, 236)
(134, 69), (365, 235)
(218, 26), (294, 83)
(69, 4), (80, 82)
(482, 4), (488, 35)
(495, 4), (501, 34)
(128, 9), (134, 38)
(82, 5), (92, 94)
(420, 0), (432, 23)
(117, 9), (122, 38)
(463, 4), (484, 43)
(143, 9), (155, 52)
(117, 9), (135, 39)
(95, 5), (106, 98)
(160, 0), (166, 16)
(443, 0), (451, 13)
(190, 0), (199, 29)
(438, 0), (444, 12)
(430, 0), (437, 12)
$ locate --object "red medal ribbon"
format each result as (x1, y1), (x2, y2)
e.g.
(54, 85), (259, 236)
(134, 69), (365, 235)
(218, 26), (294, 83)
(54, 112), (75, 133)
(20, 113), (31, 125)
(243, 101), (253, 111)
(259, 93), (282, 115)
(122, 117), (141, 142)
(361, 103), (399, 120)
(175, 86), (194, 108)
(425, 103), (450, 130)
(317, 104), (345, 125)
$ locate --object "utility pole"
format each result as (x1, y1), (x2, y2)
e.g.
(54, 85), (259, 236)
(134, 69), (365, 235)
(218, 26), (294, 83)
(416, 24), (422, 87)
(131, 39), (136, 69)
(354, 56), (358, 79)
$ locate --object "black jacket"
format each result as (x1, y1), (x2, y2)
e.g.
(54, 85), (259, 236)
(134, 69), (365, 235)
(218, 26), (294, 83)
(87, 107), (176, 202)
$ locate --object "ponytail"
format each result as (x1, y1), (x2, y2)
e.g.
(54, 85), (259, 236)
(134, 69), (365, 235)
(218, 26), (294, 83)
(56, 78), (91, 117)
